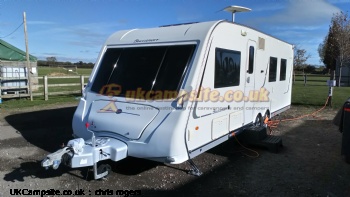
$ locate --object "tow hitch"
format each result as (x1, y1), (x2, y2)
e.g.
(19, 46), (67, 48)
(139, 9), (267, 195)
(41, 147), (73, 170)
(41, 134), (128, 179)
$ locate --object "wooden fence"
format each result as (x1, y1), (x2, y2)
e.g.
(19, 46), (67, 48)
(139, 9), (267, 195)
(0, 74), (343, 101)
(0, 75), (88, 100)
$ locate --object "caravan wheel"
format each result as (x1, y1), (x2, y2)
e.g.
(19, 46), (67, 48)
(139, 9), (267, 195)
(97, 164), (111, 175)
(263, 110), (270, 126)
(254, 114), (263, 127)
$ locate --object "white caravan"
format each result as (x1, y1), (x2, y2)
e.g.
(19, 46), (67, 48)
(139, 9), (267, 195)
(42, 19), (293, 179)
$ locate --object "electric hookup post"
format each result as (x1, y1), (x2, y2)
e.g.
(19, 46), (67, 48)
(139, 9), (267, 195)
(327, 80), (336, 107)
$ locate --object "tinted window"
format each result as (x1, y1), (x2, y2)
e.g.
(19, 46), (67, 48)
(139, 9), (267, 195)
(280, 59), (287, 81)
(269, 57), (278, 82)
(248, 46), (254, 74)
(91, 45), (196, 99)
(214, 48), (241, 88)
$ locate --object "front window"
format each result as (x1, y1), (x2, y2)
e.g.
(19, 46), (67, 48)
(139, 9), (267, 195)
(91, 44), (196, 99)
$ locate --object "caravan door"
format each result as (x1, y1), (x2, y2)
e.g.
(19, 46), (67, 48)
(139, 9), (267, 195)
(243, 40), (256, 124)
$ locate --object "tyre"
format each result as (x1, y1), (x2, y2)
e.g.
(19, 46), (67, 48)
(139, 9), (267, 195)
(254, 114), (263, 127)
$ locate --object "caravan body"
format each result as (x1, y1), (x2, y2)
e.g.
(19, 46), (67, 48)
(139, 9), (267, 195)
(42, 20), (294, 178)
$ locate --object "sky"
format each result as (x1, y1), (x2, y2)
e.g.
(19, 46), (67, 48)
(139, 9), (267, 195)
(0, 0), (349, 65)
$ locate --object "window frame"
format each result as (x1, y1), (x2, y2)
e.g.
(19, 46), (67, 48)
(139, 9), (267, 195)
(90, 43), (197, 99)
(248, 46), (254, 74)
(214, 47), (241, 89)
(280, 58), (287, 81)
(268, 56), (278, 82)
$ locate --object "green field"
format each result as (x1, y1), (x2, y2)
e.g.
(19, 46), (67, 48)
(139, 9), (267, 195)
(2, 71), (350, 109)
(37, 66), (92, 76)
(35, 66), (92, 94)
(292, 75), (350, 109)
(0, 95), (81, 109)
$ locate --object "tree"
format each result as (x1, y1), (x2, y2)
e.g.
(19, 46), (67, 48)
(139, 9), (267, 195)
(319, 24), (338, 106)
(332, 12), (350, 87)
(320, 26), (339, 73)
(318, 12), (350, 106)
(46, 56), (57, 66)
(294, 46), (311, 73)
(319, 12), (350, 87)
(304, 65), (316, 74)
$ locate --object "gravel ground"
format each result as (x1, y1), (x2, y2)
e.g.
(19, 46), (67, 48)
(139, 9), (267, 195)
(0, 104), (349, 197)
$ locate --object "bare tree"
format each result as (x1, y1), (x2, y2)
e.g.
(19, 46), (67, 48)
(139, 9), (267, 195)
(332, 11), (350, 87)
(294, 46), (311, 73)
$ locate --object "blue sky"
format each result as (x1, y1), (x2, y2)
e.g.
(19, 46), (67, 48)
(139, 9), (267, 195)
(0, 0), (348, 65)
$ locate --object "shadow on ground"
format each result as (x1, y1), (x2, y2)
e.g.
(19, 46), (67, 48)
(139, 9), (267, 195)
(5, 107), (77, 152)
(3, 107), (350, 196)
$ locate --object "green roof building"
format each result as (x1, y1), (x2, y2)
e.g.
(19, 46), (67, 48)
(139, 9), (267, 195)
(0, 39), (38, 97)
(0, 39), (37, 61)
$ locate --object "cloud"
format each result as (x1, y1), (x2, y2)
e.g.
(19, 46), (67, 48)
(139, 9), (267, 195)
(251, 4), (285, 12)
(41, 52), (62, 56)
(260, 0), (341, 26)
(31, 22), (121, 49)
(28, 21), (56, 25)
(242, 0), (342, 65)
(328, 0), (350, 4)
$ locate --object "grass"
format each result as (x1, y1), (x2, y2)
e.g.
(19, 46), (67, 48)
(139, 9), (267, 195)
(0, 95), (80, 110)
(292, 76), (350, 109)
(34, 66), (92, 95)
(1, 69), (350, 109)
(38, 66), (92, 76)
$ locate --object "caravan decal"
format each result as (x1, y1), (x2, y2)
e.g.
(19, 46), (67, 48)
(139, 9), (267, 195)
(134, 39), (159, 43)
(98, 84), (270, 103)
(98, 102), (118, 113)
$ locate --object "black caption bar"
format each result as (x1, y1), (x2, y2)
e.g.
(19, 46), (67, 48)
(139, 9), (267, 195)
(10, 189), (142, 196)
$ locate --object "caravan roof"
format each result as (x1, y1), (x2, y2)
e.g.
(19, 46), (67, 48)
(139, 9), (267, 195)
(105, 20), (220, 45)
(104, 20), (292, 46)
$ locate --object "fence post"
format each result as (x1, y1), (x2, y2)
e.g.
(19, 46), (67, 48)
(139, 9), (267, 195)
(80, 75), (84, 96)
(44, 76), (48, 101)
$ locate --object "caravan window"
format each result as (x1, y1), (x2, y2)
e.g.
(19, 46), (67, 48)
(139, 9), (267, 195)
(91, 44), (196, 99)
(269, 57), (278, 82)
(248, 46), (254, 74)
(280, 59), (287, 81)
(214, 48), (241, 88)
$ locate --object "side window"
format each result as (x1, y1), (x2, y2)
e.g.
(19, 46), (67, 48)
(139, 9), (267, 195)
(248, 46), (254, 74)
(269, 57), (278, 82)
(280, 59), (287, 81)
(214, 48), (241, 88)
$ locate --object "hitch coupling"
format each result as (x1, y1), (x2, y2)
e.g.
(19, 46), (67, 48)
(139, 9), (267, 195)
(41, 136), (127, 180)
(41, 147), (73, 170)
(41, 137), (84, 170)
